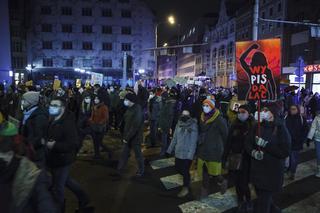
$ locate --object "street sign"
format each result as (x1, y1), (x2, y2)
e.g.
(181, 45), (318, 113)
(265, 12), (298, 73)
(304, 64), (320, 73)
(295, 57), (305, 77)
(295, 76), (304, 82)
(311, 27), (320, 38)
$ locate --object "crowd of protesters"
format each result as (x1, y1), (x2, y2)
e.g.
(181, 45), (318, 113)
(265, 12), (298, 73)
(0, 80), (320, 213)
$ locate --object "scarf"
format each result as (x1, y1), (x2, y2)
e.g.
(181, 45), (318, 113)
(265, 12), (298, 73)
(201, 109), (220, 124)
(22, 106), (38, 125)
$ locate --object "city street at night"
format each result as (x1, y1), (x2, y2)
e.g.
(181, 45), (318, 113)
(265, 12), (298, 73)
(1, 0), (320, 213)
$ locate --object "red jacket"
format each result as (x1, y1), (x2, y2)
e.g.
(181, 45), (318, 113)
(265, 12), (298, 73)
(89, 103), (109, 125)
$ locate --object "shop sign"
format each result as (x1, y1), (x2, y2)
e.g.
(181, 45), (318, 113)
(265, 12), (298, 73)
(304, 64), (320, 73)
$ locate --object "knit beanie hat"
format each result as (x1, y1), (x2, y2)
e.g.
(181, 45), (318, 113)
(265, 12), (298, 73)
(203, 96), (216, 109)
(239, 105), (251, 114)
(0, 122), (18, 137)
(261, 101), (283, 117)
(22, 91), (40, 106)
(125, 93), (138, 103)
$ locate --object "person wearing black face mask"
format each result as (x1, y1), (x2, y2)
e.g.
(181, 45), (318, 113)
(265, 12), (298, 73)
(0, 111), (58, 213)
(223, 105), (254, 213)
(167, 110), (198, 198)
(46, 98), (92, 213)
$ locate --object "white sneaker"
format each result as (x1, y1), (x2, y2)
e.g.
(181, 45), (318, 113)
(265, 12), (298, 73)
(177, 187), (189, 198)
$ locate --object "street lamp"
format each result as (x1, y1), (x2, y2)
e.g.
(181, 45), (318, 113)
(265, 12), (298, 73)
(163, 43), (168, 47)
(168, 15), (175, 25)
(155, 15), (180, 81)
(25, 64), (35, 81)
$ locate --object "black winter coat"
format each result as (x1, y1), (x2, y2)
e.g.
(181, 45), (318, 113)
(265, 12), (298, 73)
(245, 119), (291, 192)
(47, 111), (79, 168)
(223, 118), (254, 162)
(21, 107), (49, 163)
(285, 114), (308, 151)
(122, 104), (144, 145)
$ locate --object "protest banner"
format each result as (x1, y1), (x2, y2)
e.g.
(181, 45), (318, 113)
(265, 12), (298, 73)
(236, 38), (281, 101)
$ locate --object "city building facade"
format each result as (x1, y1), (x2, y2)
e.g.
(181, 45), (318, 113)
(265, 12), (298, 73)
(9, 0), (156, 85)
(206, 0), (237, 87)
(176, 14), (217, 78)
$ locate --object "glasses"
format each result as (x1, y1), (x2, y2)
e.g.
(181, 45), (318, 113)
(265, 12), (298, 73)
(49, 104), (61, 108)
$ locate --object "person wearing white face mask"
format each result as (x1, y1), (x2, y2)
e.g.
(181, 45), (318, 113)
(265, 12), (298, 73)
(113, 93), (145, 179)
(89, 96), (111, 159)
(223, 105), (254, 212)
(197, 96), (228, 198)
(245, 102), (290, 213)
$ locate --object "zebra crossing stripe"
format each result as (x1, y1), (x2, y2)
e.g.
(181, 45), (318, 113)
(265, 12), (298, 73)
(179, 159), (317, 213)
(150, 157), (175, 170)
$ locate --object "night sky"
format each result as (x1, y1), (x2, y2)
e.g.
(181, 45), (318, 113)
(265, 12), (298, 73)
(142, 0), (221, 45)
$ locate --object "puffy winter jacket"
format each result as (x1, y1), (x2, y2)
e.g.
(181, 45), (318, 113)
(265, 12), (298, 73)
(167, 118), (198, 160)
(308, 115), (320, 142)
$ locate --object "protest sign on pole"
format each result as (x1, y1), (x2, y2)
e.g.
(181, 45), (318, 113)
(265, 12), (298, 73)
(236, 38), (281, 101)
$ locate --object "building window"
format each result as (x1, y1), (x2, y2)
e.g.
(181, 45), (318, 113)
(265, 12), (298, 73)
(269, 23), (273, 32)
(102, 8), (112, 17)
(41, 6), (51, 15)
(261, 24), (265, 33)
(61, 7), (72, 15)
(42, 41), (52, 49)
(212, 48), (217, 57)
(64, 59), (73, 67)
(229, 24), (234, 33)
(11, 26), (20, 37)
(12, 41), (23, 52)
(62, 24), (72, 33)
(102, 59), (112, 67)
(62, 41), (72, 50)
(82, 42), (92, 50)
(269, 7), (273, 17)
(219, 45), (225, 57)
(121, 43), (131, 51)
(82, 8), (92, 16)
(41, 24), (52, 32)
(227, 58), (233, 69)
(12, 56), (25, 68)
(121, 10), (131, 18)
(227, 42), (233, 55)
(102, 25), (112, 34)
(277, 19), (281, 28)
(119, 0), (129, 3)
(277, 3), (282, 12)
(43, 58), (53, 67)
(82, 42), (93, 50)
(219, 60), (225, 70)
(121, 26), (131, 35)
(83, 59), (93, 67)
(102, 42), (112, 51)
(82, 25), (93, 33)
(262, 11), (265, 19)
